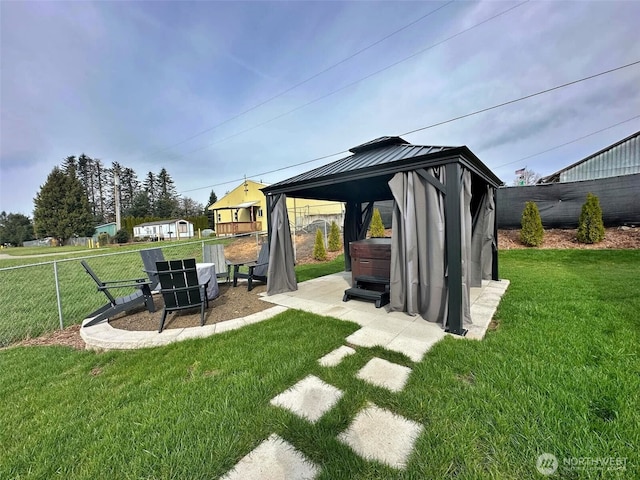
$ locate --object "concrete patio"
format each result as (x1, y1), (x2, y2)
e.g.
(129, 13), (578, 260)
(81, 271), (508, 356)
(262, 271), (510, 362)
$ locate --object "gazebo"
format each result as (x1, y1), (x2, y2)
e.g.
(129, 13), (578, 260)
(261, 136), (502, 336)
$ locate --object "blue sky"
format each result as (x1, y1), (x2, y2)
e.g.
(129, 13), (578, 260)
(1, 0), (639, 215)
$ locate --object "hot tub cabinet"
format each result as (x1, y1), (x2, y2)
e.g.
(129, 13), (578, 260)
(343, 238), (391, 308)
(350, 238), (391, 279)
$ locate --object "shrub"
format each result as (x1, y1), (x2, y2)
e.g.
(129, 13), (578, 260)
(520, 201), (544, 247)
(313, 228), (327, 261)
(369, 208), (385, 238)
(113, 229), (130, 244)
(98, 232), (110, 247)
(328, 221), (341, 251)
(577, 193), (605, 244)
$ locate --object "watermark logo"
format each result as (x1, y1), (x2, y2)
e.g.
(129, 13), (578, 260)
(536, 453), (558, 475)
(536, 453), (627, 475)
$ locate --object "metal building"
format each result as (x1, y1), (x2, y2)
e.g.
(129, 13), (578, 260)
(539, 130), (640, 183)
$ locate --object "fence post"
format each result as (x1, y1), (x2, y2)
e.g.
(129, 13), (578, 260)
(53, 261), (64, 330)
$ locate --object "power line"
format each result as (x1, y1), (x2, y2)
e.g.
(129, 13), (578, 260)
(493, 114), (640, 169)
(179, 0), (530, 157)
(179, 61), (640, 195)
(179, 150), (348, 194)
(400, 62), (640, 137)
(132, 1), (455, 162)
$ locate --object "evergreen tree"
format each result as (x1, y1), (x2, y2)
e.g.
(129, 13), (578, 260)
(143, 172), (157, 213)
(207, 189), (218, 206)
(34, 166), (95, 244)
(577, 193), (605, 244)
(369, 208), (385, 237)
(77, 154), (96, 216)
(155, 194), (178, 218)
(128, 191), (153, 218)
(520, 201), (544, 247)
(154, 168), (179, 218)
(156, 168), (177, 197)
(93, 159), (107, 222)
(61, 155), (77, 175)
(313, 228), (327, 261)
(328, 221), (341, 251)
(206, 189), (218, 228)
(119, 167), (139, 215)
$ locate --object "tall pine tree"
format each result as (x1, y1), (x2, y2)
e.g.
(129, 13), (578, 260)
(206, 189), (218, 229)
(34, 166), (95, 244)
(154, 168), (179, 218)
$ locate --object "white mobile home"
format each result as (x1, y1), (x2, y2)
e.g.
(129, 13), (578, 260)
(133, 219), (194, 240)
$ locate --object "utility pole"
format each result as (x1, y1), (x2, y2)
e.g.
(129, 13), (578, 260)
(114, 171), (121, 231)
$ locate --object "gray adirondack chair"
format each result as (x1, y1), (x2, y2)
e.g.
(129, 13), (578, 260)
(81, 260), (155, 327)
(203, 244), (231, 283)
(140, 248), (165, 291)
(233, 243), (269, 291)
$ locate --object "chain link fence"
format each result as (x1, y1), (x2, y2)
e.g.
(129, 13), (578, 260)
(0, 236), (252, 347)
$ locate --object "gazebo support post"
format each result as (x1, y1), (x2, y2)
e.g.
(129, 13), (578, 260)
(492, 189), (499, 281)
(444, 162), (464, 336)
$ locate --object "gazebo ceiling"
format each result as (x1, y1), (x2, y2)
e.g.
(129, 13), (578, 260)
(262, 136), (502, 202)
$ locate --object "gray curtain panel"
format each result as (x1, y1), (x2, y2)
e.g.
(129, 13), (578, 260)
(483, 188), (496, 280)
(266, 194), (297, 295)
(389, 167), (447, 324)
(470, 185), (496, 286)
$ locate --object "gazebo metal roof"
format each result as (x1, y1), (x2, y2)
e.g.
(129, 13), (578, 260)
(263, 136), (502, 202)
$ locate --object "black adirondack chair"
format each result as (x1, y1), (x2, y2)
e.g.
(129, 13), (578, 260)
(81, 260), (155, 327)
(233, 243), (269, 291)
(140, 247), (165, 291)
(156, 259), (206, 333)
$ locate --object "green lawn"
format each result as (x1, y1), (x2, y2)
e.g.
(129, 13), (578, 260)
(1, 250), (638, 479)
(0, 238), (233, 346)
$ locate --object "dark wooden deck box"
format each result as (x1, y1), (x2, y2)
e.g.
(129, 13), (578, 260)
(349, 238), (391, 282)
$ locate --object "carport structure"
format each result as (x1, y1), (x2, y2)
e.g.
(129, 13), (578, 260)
(262, 136), (502, 335)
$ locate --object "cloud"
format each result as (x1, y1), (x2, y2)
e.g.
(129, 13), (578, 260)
(2, 1), (640, 213)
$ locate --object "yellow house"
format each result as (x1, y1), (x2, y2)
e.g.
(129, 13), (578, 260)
(209, 180), (344, 236)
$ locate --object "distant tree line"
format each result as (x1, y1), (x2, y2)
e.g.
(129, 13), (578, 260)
(2, 154), (219, 245)
(54, 155), (206, 221)
(0, 212), (35, 246)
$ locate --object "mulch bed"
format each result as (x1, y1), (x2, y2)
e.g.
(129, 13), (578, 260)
(498, 227), (640, 249)
(8, 282), (270, 351)
(109, 283), (269, 331)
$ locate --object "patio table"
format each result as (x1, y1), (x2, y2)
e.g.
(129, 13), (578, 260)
(196, 262), (219, 300)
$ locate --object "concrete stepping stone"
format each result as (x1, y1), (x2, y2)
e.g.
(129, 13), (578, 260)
(356, 357), (412, 392)
(338, 403), (423, 469)
(318, 345), (356, 367)
(221, 433), (319, 480)
(270, 375), (343, 423)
